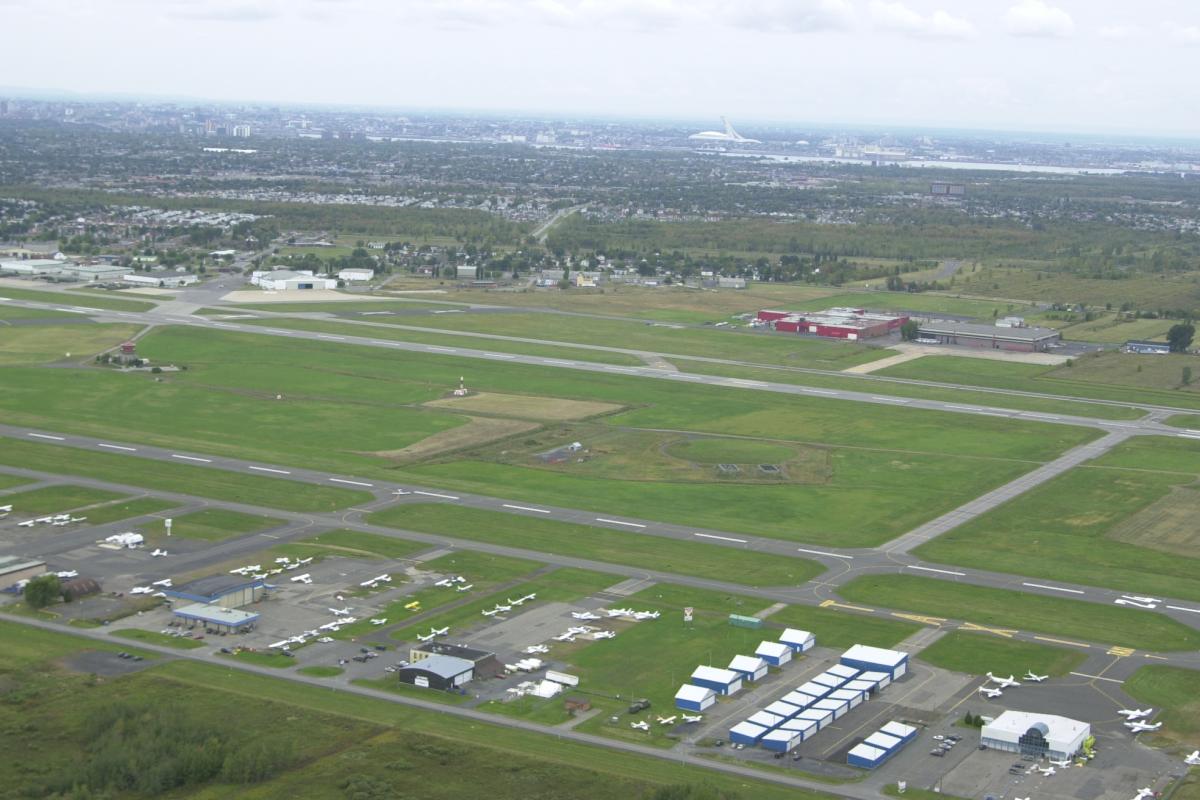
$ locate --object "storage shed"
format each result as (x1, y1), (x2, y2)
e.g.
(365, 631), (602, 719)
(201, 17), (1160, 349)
(782, 690), (817, 709)
(797, 680), (831, 700)
(830, 687), (866, 710)
(728, 654), (769, 682)
(779, 628), (816, 653)
(844, 678), (877, 696)
(880, 721), (918, 744)
(729, 721), (768, 746)
(674, 683), (717, 712)
(797, 707), (832, 730)
(860, 670), (892, 689)
(764, 700), (801, 719)
(814, 697), (848, 720)
(811, 671), (846, 691)
(761, 728), (803, 753)
(847, 743), (889, 769)
(755, 640), (792, 667)
(840, 644), (908, 679)
(691, 665), (743, 696)
(748, 711), (789, 729)
(827, 663), (861, 681)
(779, 717), (819, 740)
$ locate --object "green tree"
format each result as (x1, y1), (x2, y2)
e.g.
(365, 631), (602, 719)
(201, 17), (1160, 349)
(1183, 366), (1193, 386)
(900, 319), (920, 341)
(1168, 323), (1195, 353)
(24, 574), (61, 608)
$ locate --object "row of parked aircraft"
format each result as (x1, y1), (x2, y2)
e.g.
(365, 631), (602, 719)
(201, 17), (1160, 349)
(630, 714), (703, 731)
(434, 575), (468, 588)
(481, 593), (538, 617)
(602, 607), (660, 620)
(231, 556), (315, 582)
(360, 573), (393, 589)
(1117, 708), (1162, 733)
(978, 670), (1048, 698)
(416, 626), (449, 643)
(17, 513), (87, 528)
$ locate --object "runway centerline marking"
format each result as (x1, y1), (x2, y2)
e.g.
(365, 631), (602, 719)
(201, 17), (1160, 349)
(28, 433), (65, 441)
(171, 454), (212, 463)
(414, 490), (459, 500)
(329, 478), (373, 487)
(695, 533), (748, 543)
(1023, 582), (1085, 595)
(97, 443), (137, 452)
(908, 565), (965, 576)
(596, 518), (645, 528)
(797, 547), (853, 559)
(249, 466), (291, 475)
(503, 504), (550, 514)
(1166, 604), (1200, 614)
(1034, 636), (1090, 648)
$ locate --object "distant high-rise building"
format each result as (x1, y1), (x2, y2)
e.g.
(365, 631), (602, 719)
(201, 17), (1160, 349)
(232, 125), (251, 137)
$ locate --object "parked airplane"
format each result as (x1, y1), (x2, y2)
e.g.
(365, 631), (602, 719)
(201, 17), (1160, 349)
(151, 549), (168, 557)
(572, 611), (600, 620)
(1049, 758), (1072, 768)
(430, 626), (449, 636)
(656, 715), (677, 725)
(456, 584), (473, 592)
(153, 591), (167, 598)
(151, 578), (172, 587)
(630, 721), (650, 731)
(592, 630), (616, 640)
(681, 714), (703, 723)
(417, 632), (435, 642)
(1024, 671), (1048, 682)
(553, 633), (575, 642)
(317, 636), (334, 643)
(1036, 766), (1056, 776)
(290, 573), (312, 584)
(521, 593), (536, 602)
(0, 504), (12, 512)
(404, 601), (421, 610)
(329, 607), (352, 616)
(987, 673), (1022, 688)
(274, 557), (290, 564)
(494, 604), (512, 613)
(298, 557), (313, 565)
(566, 626), (592, 635)
(319, 621), (341, 630)
(524, 645), (549, 654)
(55, 570), (78, 579)
(481, 609), (498, 617)
(269, 640), (291, 649)
(35, 516), (52, 523)
(370, 618), (387, 625)
(17, 520), (34, 527)
(53, 514), (69, 521)
(435, 578), (454, 588)
(979, 686), (1004, 698)
(269, 568), (283, 575)
(1185, 750), (1200, 766)
(1118, 708), (1153, 720)
(1126, 721), (1162, 733)
(52, 520), (69, 527)
(129, 586), (152, 594)
(1132, 789), (1155, 800)
(453, 576), (467, 583)
(69, 516), (86, 523)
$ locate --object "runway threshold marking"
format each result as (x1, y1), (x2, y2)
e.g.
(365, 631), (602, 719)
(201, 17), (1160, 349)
(797, 547), (853, 559)
(892, 612), (947, 626)
(1023, 582), (1085, 595)
(907, 565), (966, 577)
(413, 490), (459, 500)
(249, 466), (291, 475)
(27, 433), (65, 441)
(171, 454), (211, 463)
(819, 599), (875, 613)
(694, 533), (748, 544)
(1106, 646), (1136, 657)
(97, 443), (137, 452)
(596, 518), (645, 529)
(329, 478), (374, 487)
(959, 622), (1017, 638)
(1070, 671), (1125, 684)
(502, 504), (550, 514)
(1034, 636), (1090, 648)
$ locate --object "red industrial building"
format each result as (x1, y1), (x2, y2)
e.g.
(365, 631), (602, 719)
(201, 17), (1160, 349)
(757, 308), (908, 341)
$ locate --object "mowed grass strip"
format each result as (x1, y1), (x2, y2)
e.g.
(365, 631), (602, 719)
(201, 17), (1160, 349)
(767, 605), (920, 650)
(0, 439), (371, 512)
(1124, 666), (1200, 745)
(288, 529), (430, 561)
(81, 497), (179, 525)
(0, 473), (32, 491)
(0, 620), (153, 666)
(0, 286), (156, 312)
(838, 575), (1200, 652)
(917, 631), (1087, 677)
(0, 484), (126, 514)
(0, 323), (144, 365)
(166, 508), (284, 542)
(369, 504), (825, 587)
(110, 629), (204, 650)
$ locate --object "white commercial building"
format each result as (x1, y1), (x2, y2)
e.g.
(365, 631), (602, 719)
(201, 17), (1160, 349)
(981, 711), (1090, 760)
(251, 269), (338, 291)
(338, 268), (374, 282)
(123, 271), (199, 288)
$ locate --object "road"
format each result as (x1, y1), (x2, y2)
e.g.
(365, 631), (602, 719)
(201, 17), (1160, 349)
(5, 423), (1200, 636)
(532, 204), (585, 243)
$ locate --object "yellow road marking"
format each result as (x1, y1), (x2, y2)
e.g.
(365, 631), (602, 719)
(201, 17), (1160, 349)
(819, 599), (875, 613)
(1107, 646), (1136, 657)
(1033, 635), (1090, 648)
(892, 612), (946, 626)
(960, 622), (1017, 638)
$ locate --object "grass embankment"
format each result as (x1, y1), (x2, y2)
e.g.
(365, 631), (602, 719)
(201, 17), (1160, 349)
(838, 575), (1200, 652)
(82, 497), (179, 525)
(110, 629), (205, 649)
(296, 665), (344, 678)
(0, 439), (371, 512)
(277, 529), (430, 561)
(917, 438), (1200, 602)
(0, 304), (81, 321)
(917, 631), (1087, 677)
(0, 474), (32, 490)
(369, 504), (824, 587)
(166, 508), (284, 542)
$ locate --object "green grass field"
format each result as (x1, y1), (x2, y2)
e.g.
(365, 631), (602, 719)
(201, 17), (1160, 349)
(0, 286), (156, 312)
(0, 484), (125, 514)
(878, 354), (1200, 411)
(0, 473), (32, 490)
(1055, 314), (1172, 344)
(111, 628), (205, 649)
(296, 665), (344, 678)
(838, 575), (1200, 652)
(766, 605), (920, 650)
(81, 496), (179, 525)
(0, 322), (143, 365)
(166, 508), (284, 542)
(368, 504), (824, 586)
(0, 304), (81, 321)
(916, 631), (1087, 677)
(285, 529), (430, 561)
(0, 439), (371, 512)
(1123, 666), (1200, 746)
(916, 446), (1200, 601)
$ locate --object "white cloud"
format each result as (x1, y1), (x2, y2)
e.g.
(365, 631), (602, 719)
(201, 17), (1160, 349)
(1005, 0), (1074, 38)
(869, 1), (975, 39)
(1167, 23), (1200, 45)
(166, 1), (281, 22)
(1097, 24), (1141, 40)
(719, 0), (855, 34)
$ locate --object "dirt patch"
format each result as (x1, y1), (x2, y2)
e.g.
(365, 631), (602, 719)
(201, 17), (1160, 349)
(424, 392), (623, 421)
(1107, 485), (1200, 556)
(60, 650), (157, 676)
(373, 416), (539, 461)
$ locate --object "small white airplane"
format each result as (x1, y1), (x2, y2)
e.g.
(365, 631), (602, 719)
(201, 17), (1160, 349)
(35, 516), (53, 523)
(1132, 789), (1155, 800)
(521, 593), (536, 602)
(1185, 750), (1200, 766)
(269, 568), (283, 575)
(153, 591), (167, 598)
(592, 630), (616, 640)
(0, 504), (12, 512)
(1126, 721), (1162, 733)
(269, 640), (291, 649)
(53, 514), (70, 521)
(18, 520), (35, 527)
(1118, 708), (1153, 720)
(129, 586), (152, 594)
(317, 636), (334, 643)
(150, 549), (168, 557)
(52, 520), (69, 527)
(298, 557), (313, 565)
(979, 686), (1004, 698)
(274, 557), (290, 564)
(370, 618), (387, 625)
(571, 611), (600, 621)
(291, 573), (312, 584)
(1049, 758), (1072, 768)
(287, 634), (307, 645)
(553, 633), (575, 642)
(987, 672), (1022, 688)
(509, 597), (526, 607)
(430, 626), (449, 636)
(494, 604), (512, 613)
(656, 715), (677, 725)
(481, 608), (498, 617)
(1024, 671), (1048, 682)
(453, 575), (467, 583)
(456, 584), (473, 592)
(329, 607), (352, 616)
(69, 516), (86, 523)
(435, 578), (454, 588)
(630, 721), (649, 731)
(1036, 766), (1056, 776)
(339, 618), (358, 626)
(319, 621), (341, 630)
(151, 578), (172, 587)
(523, 645), (549, 654)
(681, 714), (703, 723)
(417, 632), (435, 642)
(55, 570), (79, 579)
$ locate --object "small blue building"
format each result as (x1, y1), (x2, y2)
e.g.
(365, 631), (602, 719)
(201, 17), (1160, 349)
(674, 683), (717, 712)
(1125, 340), (1170, 355)
(691, 665), (743, 696)
(729, 721), (768, 746)
(840, 644), (909, 680)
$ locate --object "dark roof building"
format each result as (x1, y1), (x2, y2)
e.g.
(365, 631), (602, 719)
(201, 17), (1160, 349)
(165, 574), (265, 609)
(410, 641), (500, 675)
(916, 322), (1061, 352)
(61, 577), (102, 601)
(397, 654), (474, 691)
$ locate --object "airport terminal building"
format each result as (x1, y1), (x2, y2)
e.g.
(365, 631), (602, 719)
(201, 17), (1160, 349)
(981, 711), (1090, 760)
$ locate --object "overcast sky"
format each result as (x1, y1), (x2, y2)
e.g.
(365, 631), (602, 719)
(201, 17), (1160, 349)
(3, 0), (1198, 135)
